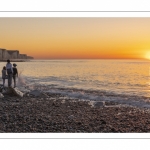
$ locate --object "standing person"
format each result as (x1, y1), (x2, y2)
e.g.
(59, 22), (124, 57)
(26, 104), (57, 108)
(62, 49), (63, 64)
(6, 59), (13, 87)
(2, 66), (7, 87)
(12, 63), (18, 88)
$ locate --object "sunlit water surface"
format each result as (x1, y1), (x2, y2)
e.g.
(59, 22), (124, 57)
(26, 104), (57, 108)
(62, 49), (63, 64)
(1, 59), (150, 108)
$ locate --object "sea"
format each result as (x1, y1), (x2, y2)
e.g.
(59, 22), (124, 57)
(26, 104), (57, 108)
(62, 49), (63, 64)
(1, 59), (150, 108)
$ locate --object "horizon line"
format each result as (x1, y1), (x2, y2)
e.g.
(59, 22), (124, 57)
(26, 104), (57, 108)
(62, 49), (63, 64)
(33, 58), (148, 60)
(1, 11), (150, 12)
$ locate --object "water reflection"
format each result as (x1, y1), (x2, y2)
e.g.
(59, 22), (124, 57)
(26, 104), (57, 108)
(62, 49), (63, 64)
(0, 59), (150, 97)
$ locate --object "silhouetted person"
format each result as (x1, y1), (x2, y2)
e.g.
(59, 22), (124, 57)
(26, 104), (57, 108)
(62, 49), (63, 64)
(6, 59), (13, 87)
(13, 63), (18, 88)
(2, 66), (7, 87)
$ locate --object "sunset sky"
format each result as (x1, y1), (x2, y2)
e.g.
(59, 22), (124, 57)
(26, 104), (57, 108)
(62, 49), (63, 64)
(1, 17), (150, 59)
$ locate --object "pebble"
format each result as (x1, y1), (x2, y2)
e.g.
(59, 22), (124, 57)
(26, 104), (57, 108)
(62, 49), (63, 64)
(0, 93), (4, 98)
(68, 115), (75, 120)
(0, 93), (150, 133)
(94, 101), (105, 107)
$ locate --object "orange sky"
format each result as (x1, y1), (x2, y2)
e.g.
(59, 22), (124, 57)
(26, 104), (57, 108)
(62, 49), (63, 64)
(0, 17), (150, 59)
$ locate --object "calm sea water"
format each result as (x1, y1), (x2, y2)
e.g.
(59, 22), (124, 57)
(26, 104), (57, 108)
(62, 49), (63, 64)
(1, 59), (150, 108)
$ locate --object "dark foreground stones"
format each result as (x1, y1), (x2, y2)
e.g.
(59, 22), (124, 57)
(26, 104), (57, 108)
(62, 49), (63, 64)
(0, 93), (150, 133)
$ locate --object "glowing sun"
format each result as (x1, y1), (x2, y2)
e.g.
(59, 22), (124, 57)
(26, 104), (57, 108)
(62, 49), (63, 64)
(145, 52), (150, 60)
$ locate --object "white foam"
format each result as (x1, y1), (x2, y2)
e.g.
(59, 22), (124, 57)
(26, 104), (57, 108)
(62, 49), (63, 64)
(44, 87), (150, 109)
(17, 71), (27, 87)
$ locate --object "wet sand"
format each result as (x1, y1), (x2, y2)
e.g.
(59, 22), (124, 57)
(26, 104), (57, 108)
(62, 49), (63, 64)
(0, 93), (150, 133)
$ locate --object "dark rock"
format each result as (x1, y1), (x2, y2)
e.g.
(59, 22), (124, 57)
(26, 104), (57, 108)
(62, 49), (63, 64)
(29, 90), (42, 97)
(100, 120), (106, 125)
(94, 101), (105, 107)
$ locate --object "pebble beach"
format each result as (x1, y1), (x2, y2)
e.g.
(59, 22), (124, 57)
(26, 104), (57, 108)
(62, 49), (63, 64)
(0, 92), (150, 133)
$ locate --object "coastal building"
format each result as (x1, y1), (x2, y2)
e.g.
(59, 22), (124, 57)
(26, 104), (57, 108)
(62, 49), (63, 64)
(7, 50), (19, 59)
(0, 49), (5, 59)
(0, 49), (11, 60)
(27, 56), (34, 59)
(19, 54), (27, 59)
(0, 48), (33, 60)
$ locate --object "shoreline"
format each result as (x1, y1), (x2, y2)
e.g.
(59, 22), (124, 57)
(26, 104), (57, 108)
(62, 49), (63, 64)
(0, 92), (150, 133)
(0, 59), (31, 62)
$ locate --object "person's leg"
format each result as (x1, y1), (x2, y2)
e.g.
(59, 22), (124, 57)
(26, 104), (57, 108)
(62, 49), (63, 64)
(3, 78), (5, 87)
(13, 75), (14, 86)
(8, 74), (10, 87)
(10, 74), (13, 87)
(13, 75), (16, 87)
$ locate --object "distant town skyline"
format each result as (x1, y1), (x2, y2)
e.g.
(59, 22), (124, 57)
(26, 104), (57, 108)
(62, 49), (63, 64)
(0, 48), (33, 60)
(1, 17), (150, 59)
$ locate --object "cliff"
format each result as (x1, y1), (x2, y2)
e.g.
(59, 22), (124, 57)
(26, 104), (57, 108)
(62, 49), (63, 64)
(0, 48), (34, 60)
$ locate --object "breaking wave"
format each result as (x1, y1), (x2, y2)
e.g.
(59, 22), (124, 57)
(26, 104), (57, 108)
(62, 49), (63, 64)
(15, 75), (150, 109)
(1, 59), (150, 109)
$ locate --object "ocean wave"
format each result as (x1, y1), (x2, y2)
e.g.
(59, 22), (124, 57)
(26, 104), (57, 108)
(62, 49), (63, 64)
(20, 81), (150, 109)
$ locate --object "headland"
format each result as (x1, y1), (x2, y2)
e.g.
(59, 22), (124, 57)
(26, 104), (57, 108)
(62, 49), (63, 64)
(0, 48), (34, 61)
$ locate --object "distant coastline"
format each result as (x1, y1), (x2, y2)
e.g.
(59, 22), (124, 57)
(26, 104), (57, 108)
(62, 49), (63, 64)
(0, 48), (34, 61)
(0, 59), (31, 62)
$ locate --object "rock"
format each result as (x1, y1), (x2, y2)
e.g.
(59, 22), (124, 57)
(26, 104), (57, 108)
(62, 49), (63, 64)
(42, 93), (49, 97)
(100, 119), (106, 125)
(2, 87), (24, 97)
(13, 87), (24, 97)
(0, 92), (4, 98)
(52, 102), (60, 107)
(88, 101), (95, 107)
(29, 90), (42, 97)
(3, 87), (12, 94)
(61, 100), (66, 104)
(2, 88), (7, 94)
(0, 84), (3, 92)
(94, 101), (105, 107)
(68, 115), (75, 120)
(29, 90), (48, 97)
